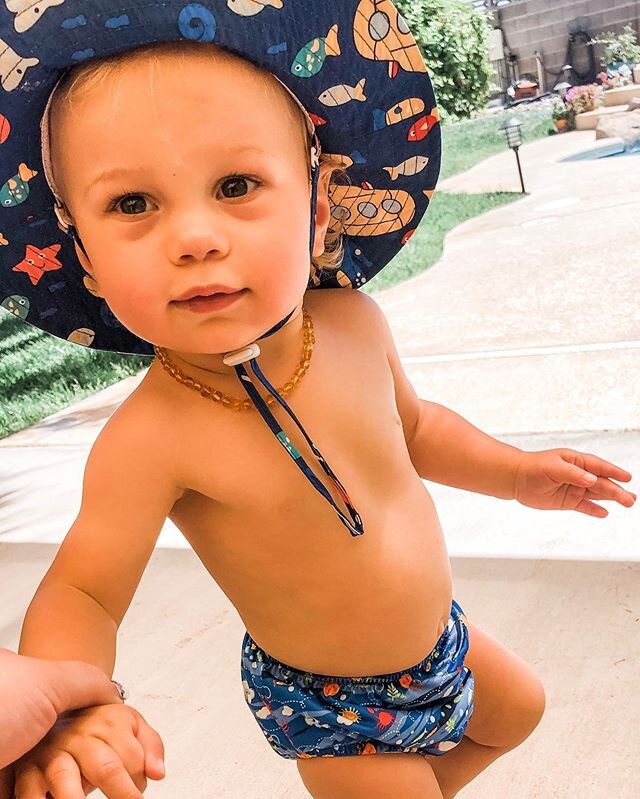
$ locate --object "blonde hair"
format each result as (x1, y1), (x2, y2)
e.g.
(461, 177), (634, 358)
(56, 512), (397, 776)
(48, 40), (349, 276)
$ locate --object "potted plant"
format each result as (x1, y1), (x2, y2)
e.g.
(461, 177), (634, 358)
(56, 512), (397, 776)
(565, 84), (604, 116)
(551, 98), (574, 132)
(590, 25), (640, 73)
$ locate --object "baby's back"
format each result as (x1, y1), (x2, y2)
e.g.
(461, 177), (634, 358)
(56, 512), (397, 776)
(139, 289), (452, 676)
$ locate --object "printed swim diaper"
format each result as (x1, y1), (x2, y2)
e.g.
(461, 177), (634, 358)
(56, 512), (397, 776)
(240, 598), (475, 759)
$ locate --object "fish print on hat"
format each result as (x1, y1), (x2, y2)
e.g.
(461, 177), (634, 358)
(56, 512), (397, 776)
(408, 108), (440, 141)
(318, 78), (366, 106)
(384, 155), (429, 181)
(0, 112), (11, 142)
(0, 163), (38, 207)
(0, 37), (39, 89)
(291, 23), (341, 77)
(0, 294), (30, 319)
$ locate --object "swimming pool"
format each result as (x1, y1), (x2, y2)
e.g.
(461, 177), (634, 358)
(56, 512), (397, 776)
(562, 140), (640, 161)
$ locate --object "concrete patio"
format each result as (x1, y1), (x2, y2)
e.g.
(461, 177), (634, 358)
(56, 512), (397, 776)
(1, 128), (639, 797)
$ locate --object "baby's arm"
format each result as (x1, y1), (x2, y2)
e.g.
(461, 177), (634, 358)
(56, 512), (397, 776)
(19, 399), (182, 666)
(356, 291), (524, 497)
(17, 398), (183, 794)
(358, 292), (635, 512)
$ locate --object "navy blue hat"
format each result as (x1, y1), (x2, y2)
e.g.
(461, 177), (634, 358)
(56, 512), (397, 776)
(0, 0), (441, 357)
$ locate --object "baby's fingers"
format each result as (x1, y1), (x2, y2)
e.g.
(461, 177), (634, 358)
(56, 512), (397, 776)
(73, 739), (143, 799)
(13, 760), (49, 799)
(129, 709), (165, 781)
(43, 752), (86, 799)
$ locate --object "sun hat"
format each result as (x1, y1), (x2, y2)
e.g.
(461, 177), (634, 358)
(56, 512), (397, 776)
(0, 0), (441, 535)
(1, 0), (441, 351)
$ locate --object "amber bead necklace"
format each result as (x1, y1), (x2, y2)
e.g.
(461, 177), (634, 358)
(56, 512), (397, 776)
(153, 307), (314, 411)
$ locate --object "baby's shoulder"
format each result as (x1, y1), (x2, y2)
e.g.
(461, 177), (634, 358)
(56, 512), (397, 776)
(106, 370), (185, 458)
(306, 287), (383, 332)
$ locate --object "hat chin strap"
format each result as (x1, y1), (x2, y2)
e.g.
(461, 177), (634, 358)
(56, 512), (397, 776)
(219, 140), (365, 538)
(223, 137), (321, 365)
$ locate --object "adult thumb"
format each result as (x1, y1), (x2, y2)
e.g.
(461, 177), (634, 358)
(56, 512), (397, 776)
(47, 659), (123, 715)
(133, 710), (166, 781)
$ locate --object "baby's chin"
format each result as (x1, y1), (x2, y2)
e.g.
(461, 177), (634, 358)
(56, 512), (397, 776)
(147, 329), (258, 359)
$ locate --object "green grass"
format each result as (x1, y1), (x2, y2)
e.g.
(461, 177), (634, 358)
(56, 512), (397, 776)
(362, 190), (520, 294)
(440, 106), (554, 180)
(0, 107), (552, 439)
(0, 313), (153, 438)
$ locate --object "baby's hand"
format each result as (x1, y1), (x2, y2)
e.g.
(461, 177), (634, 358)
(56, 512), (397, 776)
(13, 703), (165, 799)
(513, 448), (636, 517)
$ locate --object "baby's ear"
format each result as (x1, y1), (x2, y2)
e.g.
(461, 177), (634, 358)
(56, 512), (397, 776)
(72, 234), (101, 293)
(312, 167), (333, 259)
(319, 161), (333, 193)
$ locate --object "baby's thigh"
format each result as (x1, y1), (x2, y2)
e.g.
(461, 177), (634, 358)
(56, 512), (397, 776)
(296, 752), (444, 799)
(463, 620), (546, 748)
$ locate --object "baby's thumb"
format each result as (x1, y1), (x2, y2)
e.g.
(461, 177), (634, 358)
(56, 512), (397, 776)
(134, 713), (166, 781)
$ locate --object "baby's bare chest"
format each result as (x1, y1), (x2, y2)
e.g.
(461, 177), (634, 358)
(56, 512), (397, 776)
(143, 304), (452, 673)
(169, 316), (405, 528)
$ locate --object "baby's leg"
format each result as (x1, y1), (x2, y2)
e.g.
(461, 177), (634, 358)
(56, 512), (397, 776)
(297, 752), (444, 799)
(426, 619), (546, 798)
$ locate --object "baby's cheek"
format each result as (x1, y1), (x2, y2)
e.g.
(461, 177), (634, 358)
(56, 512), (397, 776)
(102, 279), (166, 338)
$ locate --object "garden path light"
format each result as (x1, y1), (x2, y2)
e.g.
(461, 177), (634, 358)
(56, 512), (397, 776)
(499, 116), (526, 194)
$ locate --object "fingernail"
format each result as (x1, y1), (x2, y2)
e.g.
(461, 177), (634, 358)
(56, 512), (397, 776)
(156, 759), (165, 775)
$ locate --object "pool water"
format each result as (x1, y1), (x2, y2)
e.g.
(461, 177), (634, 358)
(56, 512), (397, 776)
(562, 143), (640, 161)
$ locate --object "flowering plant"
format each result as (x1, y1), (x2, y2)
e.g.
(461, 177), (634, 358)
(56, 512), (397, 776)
(565, 84), (603, 115)
(551, 97), (569, 120)
(551, 97), (575, 130)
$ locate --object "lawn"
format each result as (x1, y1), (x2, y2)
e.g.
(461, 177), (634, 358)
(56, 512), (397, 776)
(440, 106), (554, 180)
(0, 107), (552, 439)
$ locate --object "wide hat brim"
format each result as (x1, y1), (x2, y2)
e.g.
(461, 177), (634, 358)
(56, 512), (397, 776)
(0, 0), (441, 356)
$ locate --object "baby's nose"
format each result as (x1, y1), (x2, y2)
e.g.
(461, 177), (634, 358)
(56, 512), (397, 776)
(168, 212), (231, 264)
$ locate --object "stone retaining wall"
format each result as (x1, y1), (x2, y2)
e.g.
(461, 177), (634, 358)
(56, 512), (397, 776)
(480, 0), (640, 91)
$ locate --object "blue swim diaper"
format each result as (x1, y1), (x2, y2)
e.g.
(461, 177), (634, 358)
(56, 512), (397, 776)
(240, 598), (475, 759)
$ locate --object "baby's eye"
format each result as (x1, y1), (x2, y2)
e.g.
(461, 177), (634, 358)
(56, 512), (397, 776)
(110, 194), (149, 215)
(220, 176), (260, 199)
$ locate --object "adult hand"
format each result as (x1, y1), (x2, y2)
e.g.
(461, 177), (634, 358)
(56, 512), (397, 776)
(0, 648), (124, 769)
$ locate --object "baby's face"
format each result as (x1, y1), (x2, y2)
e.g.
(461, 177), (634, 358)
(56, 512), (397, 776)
(50, 47), (328, 356)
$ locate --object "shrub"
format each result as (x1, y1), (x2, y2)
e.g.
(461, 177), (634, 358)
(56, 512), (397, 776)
(395, 0), (492, 121)
(590, 24), (640, 67)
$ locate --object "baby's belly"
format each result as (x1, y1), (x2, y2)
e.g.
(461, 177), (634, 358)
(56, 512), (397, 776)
(175, 475), (453, 678)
